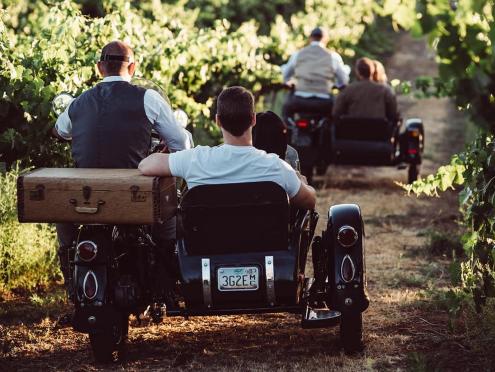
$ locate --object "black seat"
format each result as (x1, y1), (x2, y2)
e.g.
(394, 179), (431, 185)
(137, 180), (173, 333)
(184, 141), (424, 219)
(334, 117), (396, 141)
(178, 182), (289, 255)
(331, 117), (401, 165)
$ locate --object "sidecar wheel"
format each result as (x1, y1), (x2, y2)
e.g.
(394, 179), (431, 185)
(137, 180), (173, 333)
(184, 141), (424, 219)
(407, 164), (419, 184)
(340, 311), (363, 354)
(89, 313), (128, 362)
(316, 162), (328, 176)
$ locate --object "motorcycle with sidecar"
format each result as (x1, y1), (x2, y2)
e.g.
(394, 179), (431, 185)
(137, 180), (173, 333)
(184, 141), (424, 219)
(284, 88), (424, 184)
(19, 86), (369, 362)
(67, 182), (368, 361)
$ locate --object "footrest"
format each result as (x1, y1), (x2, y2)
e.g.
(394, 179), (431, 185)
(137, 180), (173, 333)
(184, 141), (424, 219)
(301, 305), (341, 329)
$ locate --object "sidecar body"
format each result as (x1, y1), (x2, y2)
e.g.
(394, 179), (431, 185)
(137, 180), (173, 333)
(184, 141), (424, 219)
(330, 117), (424, 183)
(173, 181), (369, 352)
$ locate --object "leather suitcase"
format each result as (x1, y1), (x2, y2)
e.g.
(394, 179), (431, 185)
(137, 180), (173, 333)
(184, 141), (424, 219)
(17, 168), (177, 224)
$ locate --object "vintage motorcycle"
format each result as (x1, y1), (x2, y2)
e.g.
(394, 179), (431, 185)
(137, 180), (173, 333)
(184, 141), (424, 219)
(48, 85), (369, 363)
(284, 89), (335, 184)
(51, 81), (188, 360)
(67, 185), (368, 362)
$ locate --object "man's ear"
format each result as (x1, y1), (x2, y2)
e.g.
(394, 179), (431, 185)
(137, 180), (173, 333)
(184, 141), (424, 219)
(215, 114), (222, 128)
(96, 62), (105, 77)
(251, 113), (256, 127)
(128, 62), (136, 77)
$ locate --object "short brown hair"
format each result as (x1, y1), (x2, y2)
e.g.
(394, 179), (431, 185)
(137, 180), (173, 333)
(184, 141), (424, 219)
(100, 40), (134, 75)
(216, 86), (255, 137)
(355, 57), (375, 79)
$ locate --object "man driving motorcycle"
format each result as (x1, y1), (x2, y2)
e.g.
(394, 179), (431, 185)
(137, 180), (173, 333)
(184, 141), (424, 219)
(281, 27), (349, 120)
(52, 40), (191, 304)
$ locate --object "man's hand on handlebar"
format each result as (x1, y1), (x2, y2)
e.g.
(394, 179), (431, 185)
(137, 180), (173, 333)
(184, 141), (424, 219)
(51, 127), (71, 142)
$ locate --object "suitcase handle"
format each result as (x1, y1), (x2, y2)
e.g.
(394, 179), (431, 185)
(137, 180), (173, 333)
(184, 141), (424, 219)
(70, 199), (105, 214)
(75, 206), (99, 214)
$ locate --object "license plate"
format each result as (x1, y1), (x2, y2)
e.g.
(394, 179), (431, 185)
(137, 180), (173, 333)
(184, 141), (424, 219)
(217, 267), (259, 291)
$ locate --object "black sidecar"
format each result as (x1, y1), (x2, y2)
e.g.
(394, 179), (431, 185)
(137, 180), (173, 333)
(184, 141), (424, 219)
(174, 182), (369, 350)
(330, 117), (424, 183)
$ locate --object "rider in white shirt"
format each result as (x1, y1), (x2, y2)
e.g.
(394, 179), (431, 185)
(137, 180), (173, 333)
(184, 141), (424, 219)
(139, 86), (316, 210)
(281, 27), (350, 120)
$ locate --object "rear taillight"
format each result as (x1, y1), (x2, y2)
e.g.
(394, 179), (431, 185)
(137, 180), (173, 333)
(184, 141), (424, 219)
(341, 254), (356, 283)
(77, 241), (97, 262)
(407, 148), (418, 155)
(409, 129), (420, 137)
(337, 225), (358, 247)
(296, 119), (309, 129)
(83, 270), (98, 300)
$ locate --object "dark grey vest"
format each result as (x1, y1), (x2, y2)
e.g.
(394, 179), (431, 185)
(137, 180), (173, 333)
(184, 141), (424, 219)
(69, 81), (151, 168)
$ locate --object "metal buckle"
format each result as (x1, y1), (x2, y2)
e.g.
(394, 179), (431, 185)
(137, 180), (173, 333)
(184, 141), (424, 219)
(265, 256), (275, 306)
(201, 258), (212, 308)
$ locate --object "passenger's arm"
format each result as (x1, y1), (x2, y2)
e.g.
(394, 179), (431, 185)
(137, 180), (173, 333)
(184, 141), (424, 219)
(332, 90), (347, 119)
(385, 88), (401, 123)
(290, 177), (317, 210)
(138, 153), (172, 176)
(144, 89), (191, 152)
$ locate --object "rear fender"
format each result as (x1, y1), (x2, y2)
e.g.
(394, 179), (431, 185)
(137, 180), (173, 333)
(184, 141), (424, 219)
(325, 204), (369, 313)
(73, 225), (113, 333)
(403, 118), (424, 164)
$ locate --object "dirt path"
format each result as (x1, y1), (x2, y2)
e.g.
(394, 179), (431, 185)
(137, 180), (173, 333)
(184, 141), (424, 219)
(1, 34), (469, 371)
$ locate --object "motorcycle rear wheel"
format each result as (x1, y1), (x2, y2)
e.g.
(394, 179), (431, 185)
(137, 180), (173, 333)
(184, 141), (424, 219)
(89, 312), (129, 363)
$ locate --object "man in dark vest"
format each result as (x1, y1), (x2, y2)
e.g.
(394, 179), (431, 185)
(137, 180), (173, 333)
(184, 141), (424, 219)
(53, 41), (190, 310)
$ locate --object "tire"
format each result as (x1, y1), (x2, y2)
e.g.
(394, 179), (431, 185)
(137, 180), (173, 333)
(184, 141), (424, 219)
(301, 164), (314, 185)
(89, 313), (128, 363)
(316, 163), (328, 176)
(340, 311), (363, 354)
(408, 164), (420, 184)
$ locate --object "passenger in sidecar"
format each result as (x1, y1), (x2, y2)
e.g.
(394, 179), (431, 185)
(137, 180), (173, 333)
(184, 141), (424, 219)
(332, 58), (424, 183)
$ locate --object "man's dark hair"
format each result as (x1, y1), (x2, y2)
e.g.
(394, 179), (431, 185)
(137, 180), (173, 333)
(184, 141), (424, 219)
(216, 86), (255, 137)
(310, 27), (324, 41)
(355, 57), (375, 79)
(100, 40), (134, 75)
(253, 111), (288, 159)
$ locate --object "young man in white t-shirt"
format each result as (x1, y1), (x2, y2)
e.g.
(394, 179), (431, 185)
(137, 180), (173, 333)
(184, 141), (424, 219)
(139, 86), (316, 210)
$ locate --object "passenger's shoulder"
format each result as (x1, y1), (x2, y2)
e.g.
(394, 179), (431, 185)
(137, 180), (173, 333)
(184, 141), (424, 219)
(188, 145), (211, 153)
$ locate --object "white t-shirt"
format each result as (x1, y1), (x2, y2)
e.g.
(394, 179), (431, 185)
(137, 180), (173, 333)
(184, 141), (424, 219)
(169, 144), (302, 198)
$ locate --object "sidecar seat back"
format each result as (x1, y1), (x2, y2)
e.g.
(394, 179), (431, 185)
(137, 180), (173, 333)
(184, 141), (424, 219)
(332, 117), (399, 165)
(178, 182), (289, 255)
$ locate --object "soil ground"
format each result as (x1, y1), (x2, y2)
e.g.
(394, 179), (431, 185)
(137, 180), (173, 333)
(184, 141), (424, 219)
(0, 34), (478, 371)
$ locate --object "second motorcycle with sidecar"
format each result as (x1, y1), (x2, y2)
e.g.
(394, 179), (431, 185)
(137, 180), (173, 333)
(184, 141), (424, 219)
(284, 87), (425, 184)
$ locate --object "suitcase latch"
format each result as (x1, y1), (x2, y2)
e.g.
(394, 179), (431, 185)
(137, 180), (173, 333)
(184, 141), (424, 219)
(130, 185), (146, 202)
(82, 185), (92, 201)
(29, 184), (45, 201)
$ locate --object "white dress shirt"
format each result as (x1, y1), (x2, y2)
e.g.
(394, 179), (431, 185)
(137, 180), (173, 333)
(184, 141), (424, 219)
(281, 41), (350, 98)
(55, 76), (191, 152)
